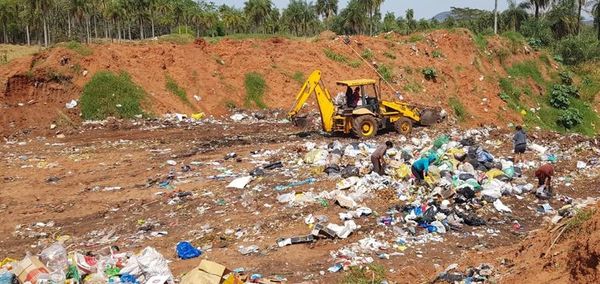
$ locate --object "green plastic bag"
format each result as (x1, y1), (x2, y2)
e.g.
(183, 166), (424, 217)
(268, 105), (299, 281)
(433, 135), (449, 149)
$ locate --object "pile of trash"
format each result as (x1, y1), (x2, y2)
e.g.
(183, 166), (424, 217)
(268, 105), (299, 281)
(0, 243), (173, 284)
(266, 127), (598, 273)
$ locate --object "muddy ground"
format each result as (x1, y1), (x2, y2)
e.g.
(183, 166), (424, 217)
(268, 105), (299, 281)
(2, 119), (599, 283)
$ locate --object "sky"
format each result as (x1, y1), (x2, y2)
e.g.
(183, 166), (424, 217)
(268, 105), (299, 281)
(210, 0), (525, 20)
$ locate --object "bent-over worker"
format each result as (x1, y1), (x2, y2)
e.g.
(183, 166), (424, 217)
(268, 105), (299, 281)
(535, 163), (554, 193)
(411, 155), (436, 184)
(371, 141), (393, 175)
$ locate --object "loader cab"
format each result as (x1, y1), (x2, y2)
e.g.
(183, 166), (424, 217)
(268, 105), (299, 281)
(336, 79), (380, 114)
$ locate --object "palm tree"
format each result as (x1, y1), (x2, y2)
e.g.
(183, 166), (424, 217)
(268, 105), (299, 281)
(503, 0), (530, 31)
(593, 0), (599, 39)
(339, 0), (366, 34)
(381, 11), (397, 32)
(576, 0), (586, 34)
(31, 0), (54, 46)
(530, 0), (551, 18)
(221, 5), (246, 34)
(316, 0), (337, 19)
(244, 0), (272, 33)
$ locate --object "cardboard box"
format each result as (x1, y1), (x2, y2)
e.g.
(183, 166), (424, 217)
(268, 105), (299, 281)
(14, 256), (49, 284)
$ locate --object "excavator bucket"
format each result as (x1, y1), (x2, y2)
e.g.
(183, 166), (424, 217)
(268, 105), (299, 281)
(419, 108), (446, 126)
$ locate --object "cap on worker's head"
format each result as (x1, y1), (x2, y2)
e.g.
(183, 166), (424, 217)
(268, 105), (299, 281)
(516, 125), (522, 131)
(386, 141), (393, 148)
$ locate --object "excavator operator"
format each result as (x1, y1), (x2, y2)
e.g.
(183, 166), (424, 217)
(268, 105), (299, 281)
(346, 87), (360, 108)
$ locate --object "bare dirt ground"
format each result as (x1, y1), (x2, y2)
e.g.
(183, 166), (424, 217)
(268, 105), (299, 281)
(2, 119), (600, 283)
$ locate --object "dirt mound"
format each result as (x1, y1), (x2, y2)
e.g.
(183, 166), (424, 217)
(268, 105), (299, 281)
(461, 202), (600, 283)
(0, 29), (555, 136)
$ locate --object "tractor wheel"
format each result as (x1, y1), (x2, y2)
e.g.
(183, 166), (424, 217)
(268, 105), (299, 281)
(353, 115), (379, 138)
(394, 117), (413, 136)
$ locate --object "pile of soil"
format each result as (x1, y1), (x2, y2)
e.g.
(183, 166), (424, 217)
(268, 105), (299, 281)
(0, 29), (557, 135)
(463, 202), (600, 283)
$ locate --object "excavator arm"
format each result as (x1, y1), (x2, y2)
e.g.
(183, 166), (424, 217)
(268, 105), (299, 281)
(288, 70), (336, 132)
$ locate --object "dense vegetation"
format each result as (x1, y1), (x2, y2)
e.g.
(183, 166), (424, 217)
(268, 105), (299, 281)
(0, 0), (597, 48)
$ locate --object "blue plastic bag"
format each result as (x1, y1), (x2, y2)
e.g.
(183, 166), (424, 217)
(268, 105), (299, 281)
(120, 274), (139, 284)
(176, 241), (201, 259)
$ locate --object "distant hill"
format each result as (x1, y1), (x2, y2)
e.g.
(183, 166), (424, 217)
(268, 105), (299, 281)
(433, 11), (452, 21)
(582, 19), (594, 26)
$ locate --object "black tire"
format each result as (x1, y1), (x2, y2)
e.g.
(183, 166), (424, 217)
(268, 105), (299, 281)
(353, 115), (379, 138)
(394, 117), (413, 135)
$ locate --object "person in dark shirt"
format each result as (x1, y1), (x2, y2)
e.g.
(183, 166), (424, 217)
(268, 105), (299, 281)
(371, 141), (393, 175)
(513, 125), (527, 163)
(345, 87), (353, 108)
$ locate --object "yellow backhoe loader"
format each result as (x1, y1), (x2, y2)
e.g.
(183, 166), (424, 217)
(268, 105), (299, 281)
(288, 70), (441, 138)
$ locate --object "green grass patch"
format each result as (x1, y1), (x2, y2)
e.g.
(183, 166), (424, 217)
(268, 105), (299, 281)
(473, 33), (488, 51)
(292, 71), (305, 85)
(159, 33), (195, 44)
(0, 44), (40, 64)
(502, 31), (526, 53)
(507, 60), (545, 86)
(565, 208), (595, 234)
(377, 64), (393, 82)
(432, 50), (443, 58)
(166, 75), (194, 108)
(244, 72), (267, 109)
(225, 100), (237, 109)
(80, 71), (146, 120)
(383, 51), (396, 59)
(361, 48), (374, 59)
(408, 34), (424, 43)
(449, 97), (468, 122)
(324, 48), (349, 63)
(539, 53), (551, 66)
(65, 41), (93, 56)
(342, 264), (386, 284)
(348, 60), (361, 68)
(403, 81), (423, 93)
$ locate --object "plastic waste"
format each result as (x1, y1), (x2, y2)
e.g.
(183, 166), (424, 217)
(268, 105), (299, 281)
(176, 242), (201, 260)
(40, 242), (68, 272)
(493, 199), (512, 213)
(238, 245), (259, 255)
(577, 161), (587, 169)
(226, 176), (253, 189)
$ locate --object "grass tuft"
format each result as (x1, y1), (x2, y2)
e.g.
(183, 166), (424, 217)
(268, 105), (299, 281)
(159, 33), (195, 45)
(292, 71), (305, 85)
(166, 75), (194, 108)
(244, 72), (267, 109)
(449, 97), (468, 122)
(80, 71), (146, 120)
(65, 41), (93, 56)
(342, 264), (386, 284)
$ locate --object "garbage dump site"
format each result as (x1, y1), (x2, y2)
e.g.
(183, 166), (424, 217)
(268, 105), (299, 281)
(2, 113), (600, 283)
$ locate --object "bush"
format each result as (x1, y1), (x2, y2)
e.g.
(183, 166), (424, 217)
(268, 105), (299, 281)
(550, 84), (579, 109)
(519, 19), (553, 47)
(557, 108), (584, 128)
(422, 67), (438, 81)
(559, 71), (573, 85)
(324, 48), (349, 63)
(80, 71), (146, 120)
(244, 72), (267, 109)
(555, 36), (600, 65)
(449, 97), (468, 122)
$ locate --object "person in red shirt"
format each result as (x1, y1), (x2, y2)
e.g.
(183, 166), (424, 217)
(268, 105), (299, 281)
(535, 163), (554, 192)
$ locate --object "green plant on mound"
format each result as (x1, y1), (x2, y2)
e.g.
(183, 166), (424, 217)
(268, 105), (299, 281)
(166, 75), (193, 108)
(472, 33), (488, 51)
(324, 48), (349, 63)
(422, 67), (437, 81)
(159, 33), (195, 44)
(383, 51), (396, 59)
(292, 71), (305, 85)
(507, 61), (544, 85)
(65, 41), (93, 56)
(448, 97), (468, 122)
(361, 48), (374, 59)
(80, 71), (146, 120)
(244, 72), (267, 109)
(377, 64), (393, 82)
